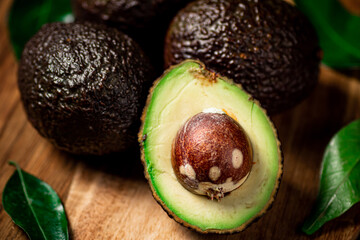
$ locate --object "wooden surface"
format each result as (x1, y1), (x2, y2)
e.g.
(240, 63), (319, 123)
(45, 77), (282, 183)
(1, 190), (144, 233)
(1, 0), (360, 239)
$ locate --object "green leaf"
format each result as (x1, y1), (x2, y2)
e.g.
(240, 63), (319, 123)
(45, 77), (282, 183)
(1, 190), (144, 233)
(294, 0), (360, 68)
(302, 119), (360, 234)
(2, 162), (69, 240)
(8, 0), (73, 59)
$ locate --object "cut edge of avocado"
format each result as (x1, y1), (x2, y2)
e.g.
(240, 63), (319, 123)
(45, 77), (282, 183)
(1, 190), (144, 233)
(138, 60), (283, 234)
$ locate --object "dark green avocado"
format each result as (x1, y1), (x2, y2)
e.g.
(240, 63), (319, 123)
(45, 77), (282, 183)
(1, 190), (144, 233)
(164, 0), (321, 114)
(71, 0), (191, 30)
(71, 0), (193, 73)
(18, 22), (154, 155)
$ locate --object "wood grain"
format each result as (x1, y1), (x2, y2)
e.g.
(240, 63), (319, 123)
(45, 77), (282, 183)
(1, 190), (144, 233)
(0, 0), (360, 239)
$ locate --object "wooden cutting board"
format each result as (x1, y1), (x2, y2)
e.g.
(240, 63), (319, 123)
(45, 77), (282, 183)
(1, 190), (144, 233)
(0, 0), (360, 239)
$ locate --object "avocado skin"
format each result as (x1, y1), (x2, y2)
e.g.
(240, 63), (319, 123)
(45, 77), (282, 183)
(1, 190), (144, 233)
(18, 22), (154, 155)
(72, 0), (193, 73)
(164, 0), (320, 114)
(72, 0), (190, 30)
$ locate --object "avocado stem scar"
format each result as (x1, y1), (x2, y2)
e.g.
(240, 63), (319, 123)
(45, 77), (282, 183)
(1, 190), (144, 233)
(142, 134), (147, 143)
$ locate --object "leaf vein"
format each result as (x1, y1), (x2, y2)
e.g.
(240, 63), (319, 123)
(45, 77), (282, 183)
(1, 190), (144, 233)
(307, 157), (360, 230)
(12, 162), (48, 240)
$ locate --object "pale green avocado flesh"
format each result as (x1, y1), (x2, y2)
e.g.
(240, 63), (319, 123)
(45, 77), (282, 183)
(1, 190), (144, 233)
(141, 60), (281, 232)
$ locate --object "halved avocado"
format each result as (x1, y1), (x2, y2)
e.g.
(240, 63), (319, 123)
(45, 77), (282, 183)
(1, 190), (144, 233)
(139, 60), (282, 233)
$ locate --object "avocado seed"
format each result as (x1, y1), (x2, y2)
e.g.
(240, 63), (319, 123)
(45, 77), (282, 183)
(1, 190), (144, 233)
(171, 110), (253, 200)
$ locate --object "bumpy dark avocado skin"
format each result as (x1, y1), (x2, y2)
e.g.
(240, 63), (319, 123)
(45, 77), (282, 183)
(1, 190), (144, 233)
(72, 0), (192, 73)
(72, 0), (190, 30)
(164, 0), (320, 114)
(18, 22), (154, 155)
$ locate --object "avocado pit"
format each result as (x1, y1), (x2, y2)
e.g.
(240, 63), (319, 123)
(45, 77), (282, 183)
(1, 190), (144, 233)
(171, 110), (253, 200)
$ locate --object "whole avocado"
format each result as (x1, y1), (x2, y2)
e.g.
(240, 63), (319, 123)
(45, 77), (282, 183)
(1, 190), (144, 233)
(164, 0), (320, 114)
(71, 0), (193, 73)
(18, 22), (154, 155)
